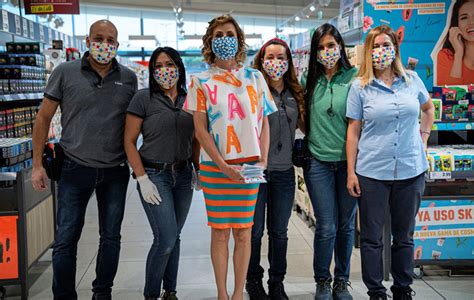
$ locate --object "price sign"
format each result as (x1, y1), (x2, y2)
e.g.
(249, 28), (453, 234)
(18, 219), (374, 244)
(2, 10), (9, 32)
(429, 172), (452, 180)
(14, 15), (21, 35)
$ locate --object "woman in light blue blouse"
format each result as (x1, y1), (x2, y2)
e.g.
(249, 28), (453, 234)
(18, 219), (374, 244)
(345, 25), (434, 300)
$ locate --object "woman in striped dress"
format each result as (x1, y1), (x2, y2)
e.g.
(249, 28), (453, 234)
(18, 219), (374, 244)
(184, 14), (277, 300)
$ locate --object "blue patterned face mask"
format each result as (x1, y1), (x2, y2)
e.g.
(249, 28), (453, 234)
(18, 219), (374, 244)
(212, 36), (238, 61)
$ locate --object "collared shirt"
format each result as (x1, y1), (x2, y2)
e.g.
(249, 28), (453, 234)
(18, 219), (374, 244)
(184, 66), (277, 162)
(44, 52), (138, 168)
(346, 71), (429, 180)
(301, 67), (358, 162)
(267, 87), (298, 171)
(127, 89), (194, 163)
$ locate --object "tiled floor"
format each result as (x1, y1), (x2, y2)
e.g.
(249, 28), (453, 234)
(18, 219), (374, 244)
(4, 181), (474, 299)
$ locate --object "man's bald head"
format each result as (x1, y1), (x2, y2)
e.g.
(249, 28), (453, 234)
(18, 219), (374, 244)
(89, 20), (118, 38)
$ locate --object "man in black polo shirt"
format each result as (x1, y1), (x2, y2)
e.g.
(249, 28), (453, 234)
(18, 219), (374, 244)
(32, 20), (137, 300)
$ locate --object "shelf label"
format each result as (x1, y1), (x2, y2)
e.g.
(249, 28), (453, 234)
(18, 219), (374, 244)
(22, 18), (28, 37)
(429, 171), (452, 180)
(39, 25), (45, 42)
(2, 10), (9, 32)
(29, 20), (35, 39)
(14, 15), (21, 35)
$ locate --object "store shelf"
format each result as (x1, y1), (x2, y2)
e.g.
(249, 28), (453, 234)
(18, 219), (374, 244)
(0, 93), (43, 102)
(432, 122), (474, 131)
(426, 171), (474, 181)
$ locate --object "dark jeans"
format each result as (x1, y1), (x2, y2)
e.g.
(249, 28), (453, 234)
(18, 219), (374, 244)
(247, 167), (295, 284)
(52, 158), (130, 300)
(304, 158), (357, 282)
(139, 164), (193, 298)
(358, 173), (425, 296)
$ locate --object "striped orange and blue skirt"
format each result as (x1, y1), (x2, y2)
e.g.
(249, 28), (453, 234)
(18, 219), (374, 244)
(200, 157), (260, 229)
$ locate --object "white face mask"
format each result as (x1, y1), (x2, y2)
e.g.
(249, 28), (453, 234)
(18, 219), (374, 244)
(262, 59), (289, 81)
(154, 67), (179, 90)
(89, 42), (117, 64)
(372, 46), (396, 70)
(317, 46), (341, 69)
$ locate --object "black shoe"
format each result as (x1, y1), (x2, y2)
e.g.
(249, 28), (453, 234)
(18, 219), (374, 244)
(332, 280), (353, 300)
(369, 293), (388, 300)
(246, 279), (270, 300)
(269, 282), (289, 300)
(315, 278), (332, 300)
(391, 286), (415, 300)
(161, 290), (178, 300)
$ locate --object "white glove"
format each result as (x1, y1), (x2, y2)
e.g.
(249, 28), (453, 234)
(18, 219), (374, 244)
(137, 174), (162, 205)
(192, 169), (202, 191)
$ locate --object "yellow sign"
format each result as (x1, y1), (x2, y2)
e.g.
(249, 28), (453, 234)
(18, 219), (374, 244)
(31, 5), (54, 14)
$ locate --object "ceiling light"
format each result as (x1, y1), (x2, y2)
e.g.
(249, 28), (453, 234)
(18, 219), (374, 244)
(295, 16), (300, 21)
(309, 5), (316, 11)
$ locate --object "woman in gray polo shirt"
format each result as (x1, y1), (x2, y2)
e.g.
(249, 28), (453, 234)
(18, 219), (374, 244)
(124, 47), (200, 300)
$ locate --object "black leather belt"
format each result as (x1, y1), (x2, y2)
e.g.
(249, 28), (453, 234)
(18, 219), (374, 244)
(142, 160), (189, 172)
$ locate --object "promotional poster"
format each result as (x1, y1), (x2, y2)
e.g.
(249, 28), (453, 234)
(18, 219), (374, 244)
(363, 0), (474, 90)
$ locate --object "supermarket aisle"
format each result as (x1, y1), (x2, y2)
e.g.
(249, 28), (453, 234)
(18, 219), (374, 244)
(5, 180), (474, 299)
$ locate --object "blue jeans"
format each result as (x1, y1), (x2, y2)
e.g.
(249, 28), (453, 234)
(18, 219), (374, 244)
(53, 157), (130, 300)
(358, 174), (424, 296)
(247, 168), (296, 284)
(304, 158), (357, 282)
(139, 164), (193, 298)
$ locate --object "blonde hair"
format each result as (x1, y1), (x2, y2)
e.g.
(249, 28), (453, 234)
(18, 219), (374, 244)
(358, 25), (409, 87)
(201, 14), (248, 65)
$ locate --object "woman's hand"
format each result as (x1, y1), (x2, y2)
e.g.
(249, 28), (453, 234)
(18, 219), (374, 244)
(449, 27), (464, 57)
(347, 172), (361, 198)
(221, 164), (244, 182)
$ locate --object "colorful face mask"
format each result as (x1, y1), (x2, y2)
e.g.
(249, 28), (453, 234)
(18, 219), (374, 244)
(262, 59), (289, 81)
(154, 67), (179, 90)
(317, 46), (341, 69)
(372, 46), (396, 70)
(212, 36), (238, 61)
(90, 42), (117, 64)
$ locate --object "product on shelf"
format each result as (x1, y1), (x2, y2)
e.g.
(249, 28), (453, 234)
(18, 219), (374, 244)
(0, 48), (46, 95)
(431, 85), (474, 121)
(427, 145), (474, 173)
(6, 42), (41, 54)
(0, 106), (38, 138)
(432, 99), (442, 121)
(0, 138), (33, 172)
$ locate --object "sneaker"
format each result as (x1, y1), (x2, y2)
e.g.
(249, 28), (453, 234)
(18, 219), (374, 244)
(369, 293), (388, 300)
(332, 280), (353, 300)
(246, 280), (270, 300)
(160, 290), (178, 300)
(315, 278), (333, 300)
(268, 282), (289, 300)
(391, 286), (416, 300)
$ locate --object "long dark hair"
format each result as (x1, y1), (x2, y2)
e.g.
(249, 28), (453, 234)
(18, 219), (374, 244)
(442, 0), (469, 55)
(253, 38), (305, 117)
(304, 24), (352, 112)
(149, 47), (187, 95)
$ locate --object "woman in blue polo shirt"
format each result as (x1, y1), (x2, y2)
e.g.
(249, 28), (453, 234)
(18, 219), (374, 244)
(346, 25), (434, 300)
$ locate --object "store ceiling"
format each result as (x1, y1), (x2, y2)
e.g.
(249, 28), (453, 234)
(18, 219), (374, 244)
(82, 0), (341, 27)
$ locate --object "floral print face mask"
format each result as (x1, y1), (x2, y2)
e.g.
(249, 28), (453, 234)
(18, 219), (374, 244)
(154, 67), (179, 90)
(90, 42), (117, 64)
(262, 59), (289, 81)
(317, 46), (341, 69)
(372, 46), (396, 70)
(212, 36), (239, 61)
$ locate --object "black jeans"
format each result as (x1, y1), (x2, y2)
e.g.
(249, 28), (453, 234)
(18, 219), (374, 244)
(247, 168), (295, 284)
(357, 173), (425, 296)
(52, 158), (130, 300)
